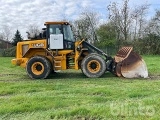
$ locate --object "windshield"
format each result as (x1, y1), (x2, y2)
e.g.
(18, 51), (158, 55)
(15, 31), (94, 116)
(63, 25), (74, 42)
(49, 24), (62, 34)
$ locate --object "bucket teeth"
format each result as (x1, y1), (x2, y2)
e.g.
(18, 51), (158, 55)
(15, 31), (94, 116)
(114, 47), (133, 62)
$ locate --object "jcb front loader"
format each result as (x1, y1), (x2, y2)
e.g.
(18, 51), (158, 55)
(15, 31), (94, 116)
(11, 22), (148, 79)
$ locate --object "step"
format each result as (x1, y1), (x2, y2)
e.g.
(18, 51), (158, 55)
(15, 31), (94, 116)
(54, 56), (63, 59)
(54, 61), (61, 63)
(55, 66), (61, 68)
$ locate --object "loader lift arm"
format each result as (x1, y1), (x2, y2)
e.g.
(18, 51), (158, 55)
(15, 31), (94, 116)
(81, 41), (113, 60)
(81, 41), (114, 71)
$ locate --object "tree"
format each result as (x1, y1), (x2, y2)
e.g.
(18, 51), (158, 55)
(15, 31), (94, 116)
(26, 24), (40, 39)
(1, 25), (12, 42)
(0, 25), (13, 48)
(132, 10), (160, 55)
(108, 0), (131, 47)
(145, 10), (160, 35)
(134, 34), (160, 55)
(107, 0), (150, 49)
(131, 3), (149, 39)
(12, 30), (23, 46)
(0, 33), (5, 40)
(96, 22), (117, 54)
(96, 22), (117, 47)
(73, 9), (99, 45)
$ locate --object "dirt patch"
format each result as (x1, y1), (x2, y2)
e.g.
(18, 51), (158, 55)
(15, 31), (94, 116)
(148, 75), (160, 80)
(0, 74), (18, 76)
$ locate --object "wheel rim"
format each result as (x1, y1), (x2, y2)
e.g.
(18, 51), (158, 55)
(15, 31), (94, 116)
(87, 60), (101, 73)
(31, 62), (44, 75)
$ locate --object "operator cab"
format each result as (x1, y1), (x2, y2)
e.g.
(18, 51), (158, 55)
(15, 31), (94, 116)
(45, 22), (75, 50)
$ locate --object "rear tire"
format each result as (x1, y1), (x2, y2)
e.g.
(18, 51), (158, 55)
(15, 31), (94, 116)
(26, 56), (51, 79)
(81, 53), (106, 78)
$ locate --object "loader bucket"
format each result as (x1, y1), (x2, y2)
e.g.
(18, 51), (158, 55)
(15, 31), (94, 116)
(114, 47), (148, 78)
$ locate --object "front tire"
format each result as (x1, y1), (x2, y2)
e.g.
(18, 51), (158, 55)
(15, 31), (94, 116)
(26, 56), (51, 79)
(81, 53), (106, 78)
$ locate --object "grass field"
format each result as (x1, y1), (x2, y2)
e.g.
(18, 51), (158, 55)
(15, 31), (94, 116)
(0, 56), (160, 120)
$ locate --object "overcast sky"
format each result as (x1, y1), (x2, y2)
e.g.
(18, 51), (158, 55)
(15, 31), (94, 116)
(0, 0), (160, 39)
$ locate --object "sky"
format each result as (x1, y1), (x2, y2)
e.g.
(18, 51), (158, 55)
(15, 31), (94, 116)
(0, 0), (160, 39)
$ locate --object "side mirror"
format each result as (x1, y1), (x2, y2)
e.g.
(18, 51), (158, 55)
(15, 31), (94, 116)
(42, 28), (46, 30)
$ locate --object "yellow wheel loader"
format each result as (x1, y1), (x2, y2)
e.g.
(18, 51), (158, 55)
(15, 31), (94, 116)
(11, 22), (148, 79)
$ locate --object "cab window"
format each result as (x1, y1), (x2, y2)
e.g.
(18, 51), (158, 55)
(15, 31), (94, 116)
(63, 25), (74, 42)
(49, 25), (62, 35)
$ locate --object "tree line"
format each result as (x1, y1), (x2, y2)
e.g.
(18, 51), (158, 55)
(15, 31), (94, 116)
(71, 0), (160, 55)
(1, 0), (160, 55)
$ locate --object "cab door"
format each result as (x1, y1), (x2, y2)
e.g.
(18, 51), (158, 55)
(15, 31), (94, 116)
(63, 24), (75, 50)
(48, 24), (64, 49)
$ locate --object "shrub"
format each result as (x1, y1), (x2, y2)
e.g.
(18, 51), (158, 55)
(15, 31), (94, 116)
(2, 47), (16, 57)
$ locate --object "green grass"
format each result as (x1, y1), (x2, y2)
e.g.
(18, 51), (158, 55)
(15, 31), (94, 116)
(0, 56), (160, 120)
(143, 55), (160, 76)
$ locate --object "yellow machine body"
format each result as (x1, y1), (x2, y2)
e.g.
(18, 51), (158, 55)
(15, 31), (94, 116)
(11, 40), (83, 70)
